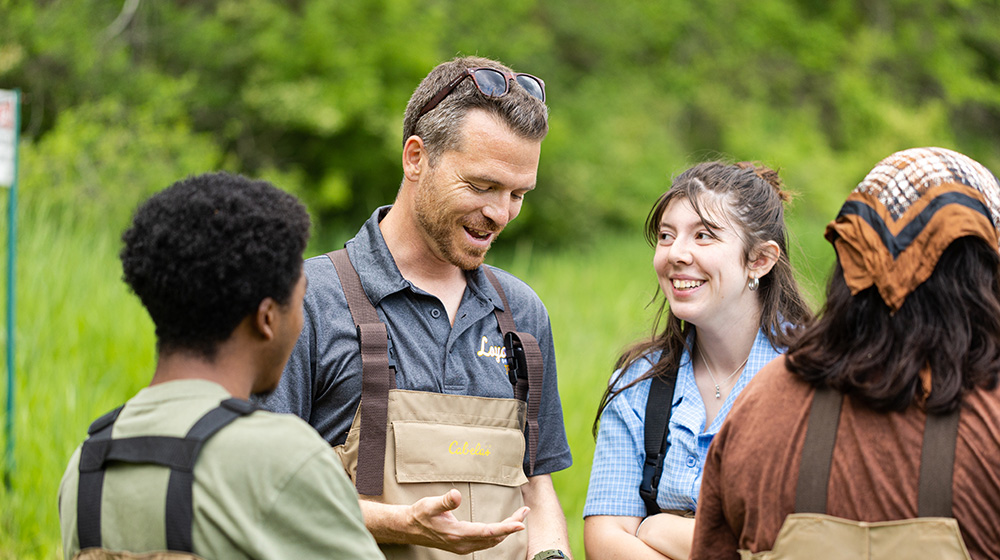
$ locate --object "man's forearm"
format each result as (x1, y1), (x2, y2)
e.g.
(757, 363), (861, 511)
(359, 499), (413, 543)
(521, 474), (572, 559)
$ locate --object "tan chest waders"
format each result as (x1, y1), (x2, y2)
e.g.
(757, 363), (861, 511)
(328, 249), (543, 559)
(741, 387), (971, 560)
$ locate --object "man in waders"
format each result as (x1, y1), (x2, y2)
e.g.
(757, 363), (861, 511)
(256, 56), (573, 559)
(58, 172), (385, 559)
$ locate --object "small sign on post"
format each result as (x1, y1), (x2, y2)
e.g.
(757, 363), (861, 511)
(0, 90), (16, 187)
(0, 88), (18, 489)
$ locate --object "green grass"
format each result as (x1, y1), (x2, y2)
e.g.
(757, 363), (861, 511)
(489, 236), (657, 557)
(0, 197), (830, 559)
(0, 198), (156, 559)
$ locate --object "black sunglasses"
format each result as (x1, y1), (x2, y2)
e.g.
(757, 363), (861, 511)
(415, 67), (546, 122)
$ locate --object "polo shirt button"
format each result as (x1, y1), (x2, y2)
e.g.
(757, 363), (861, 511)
(430, 308), (441, 319)
(686, 455), (697, 468)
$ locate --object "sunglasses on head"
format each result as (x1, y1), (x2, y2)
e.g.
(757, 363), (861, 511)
(415, 67), (546, 122)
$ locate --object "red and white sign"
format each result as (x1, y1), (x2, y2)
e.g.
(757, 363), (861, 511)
(0, 89), (17, 187)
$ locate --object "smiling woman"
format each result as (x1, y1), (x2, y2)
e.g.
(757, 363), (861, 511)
(583, 161), (814, 560)
(654, 196), (768, 355)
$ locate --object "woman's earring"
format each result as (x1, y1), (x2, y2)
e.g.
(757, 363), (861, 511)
(748, 276), (759, 291)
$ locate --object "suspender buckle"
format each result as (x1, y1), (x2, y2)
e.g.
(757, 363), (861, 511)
(387, 336), (397, 373)
(356, 325), (397, 373)
(639, 450), (663, 509)
(504, 332), (528, 387)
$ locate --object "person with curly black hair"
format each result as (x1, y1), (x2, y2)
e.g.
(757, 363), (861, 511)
(58, 172), (385, 559)
(119, 171), (312, 363)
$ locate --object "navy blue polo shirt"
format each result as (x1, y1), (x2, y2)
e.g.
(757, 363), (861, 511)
(256, 206), (572, 476)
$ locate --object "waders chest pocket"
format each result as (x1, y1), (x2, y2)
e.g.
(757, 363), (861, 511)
(391, 421), (528, 486)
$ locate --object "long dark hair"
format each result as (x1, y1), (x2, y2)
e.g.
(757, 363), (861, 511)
(786, 237), (1000, 414)
(592, 161), (813, 436)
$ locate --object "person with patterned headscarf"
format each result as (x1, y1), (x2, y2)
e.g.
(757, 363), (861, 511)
(690, 147), (1000, 560)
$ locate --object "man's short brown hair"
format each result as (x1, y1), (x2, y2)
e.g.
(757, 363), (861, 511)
(401, 56), (548, 163)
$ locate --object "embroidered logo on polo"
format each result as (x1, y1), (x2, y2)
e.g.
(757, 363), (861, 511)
(477, 335), (510, 371)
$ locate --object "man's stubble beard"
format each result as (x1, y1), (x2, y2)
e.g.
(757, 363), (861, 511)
(413, 176), (496, 271)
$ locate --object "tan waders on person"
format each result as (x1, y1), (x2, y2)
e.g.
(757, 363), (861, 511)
(741, 387), (971, 560)
(329, 249), (543, 559)
(74, 551), (203, 560)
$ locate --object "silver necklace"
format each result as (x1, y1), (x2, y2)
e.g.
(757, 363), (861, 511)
(698, 346), (750, 399)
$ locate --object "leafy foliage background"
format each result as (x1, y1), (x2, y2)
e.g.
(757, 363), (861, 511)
(2, 1), (1000, 557)
(4, 0), (999, 248)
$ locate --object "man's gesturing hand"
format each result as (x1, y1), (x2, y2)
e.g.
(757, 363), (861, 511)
(406, 489), (529, 554)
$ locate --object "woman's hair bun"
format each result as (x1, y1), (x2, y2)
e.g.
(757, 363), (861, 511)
(736, 161), (790, 202)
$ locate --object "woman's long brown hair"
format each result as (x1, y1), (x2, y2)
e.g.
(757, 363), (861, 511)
(593, 161), (813, 437)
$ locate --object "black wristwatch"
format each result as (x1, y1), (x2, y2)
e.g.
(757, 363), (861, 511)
(531, 550), (567, 560)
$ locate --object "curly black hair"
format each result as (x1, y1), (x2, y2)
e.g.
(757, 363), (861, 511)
(120, 172), (311, 360)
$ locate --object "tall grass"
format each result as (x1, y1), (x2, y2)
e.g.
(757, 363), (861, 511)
(0, 194), (830, 558)
(0, 197), (155, 559)
(490, 236), (657, 557)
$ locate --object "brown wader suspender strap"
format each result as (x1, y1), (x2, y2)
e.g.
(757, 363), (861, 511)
(483, 267), (543, 475)
(795, 387), (842, 513)
(918, 409), (961, 517)
(795, 386), (961, 517)
(328, 249), (396, 497)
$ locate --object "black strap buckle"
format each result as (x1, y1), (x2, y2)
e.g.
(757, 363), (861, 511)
(504, 332), (528, 386)
(639, 450), (663, 509)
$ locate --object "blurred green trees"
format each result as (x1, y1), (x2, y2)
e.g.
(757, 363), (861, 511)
(2, 0), (998, 249)
(3, 2), (1000, 557)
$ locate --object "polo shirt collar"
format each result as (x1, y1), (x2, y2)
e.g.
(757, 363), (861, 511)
(468, 265), (505, 313)
(345, 205), (503, 312)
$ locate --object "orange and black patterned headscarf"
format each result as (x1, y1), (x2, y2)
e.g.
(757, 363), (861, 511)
(825, 147), (1000, 312)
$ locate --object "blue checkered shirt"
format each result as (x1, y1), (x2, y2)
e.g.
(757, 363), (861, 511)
(584, 329), (782, 517)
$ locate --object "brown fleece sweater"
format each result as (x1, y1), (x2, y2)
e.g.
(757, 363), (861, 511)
(690, 356), (1000, 560)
